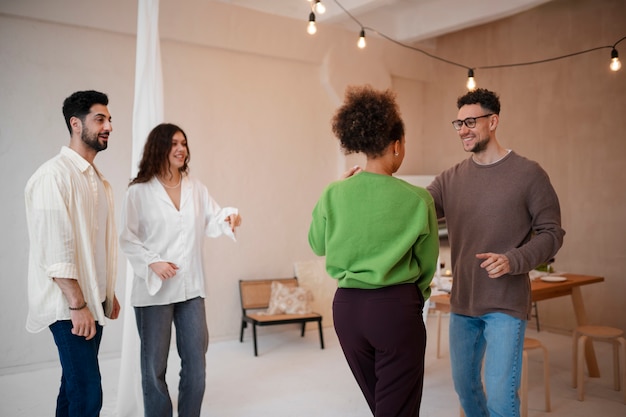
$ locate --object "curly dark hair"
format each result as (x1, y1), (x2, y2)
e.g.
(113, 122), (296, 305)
(457, 88), (501, 115)
(62, 90), (109, 134)
(331, 85), (404, 158)
(130, 123), (190, 186)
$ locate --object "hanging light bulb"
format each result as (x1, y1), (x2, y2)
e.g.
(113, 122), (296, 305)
(314, 0), (326, 14)
(357, 29), (366, 49)
(307, 12), (317, 35)
(610, 48), (622, 71)
(466, 69), (477, 90)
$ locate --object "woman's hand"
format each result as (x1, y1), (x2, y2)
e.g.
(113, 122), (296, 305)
(226, 213), (242, 233)
(150, 261), (179, 280)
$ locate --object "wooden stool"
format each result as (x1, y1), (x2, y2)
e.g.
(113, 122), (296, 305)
(459, 338), (550, 417)
(572, 325), (626, 403)
(435, 305), (450, 359)
(429, 294), (451, 359)
(521, 338), (551, 417)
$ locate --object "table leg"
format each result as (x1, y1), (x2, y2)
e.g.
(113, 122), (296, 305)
(571, 287), (600, 377)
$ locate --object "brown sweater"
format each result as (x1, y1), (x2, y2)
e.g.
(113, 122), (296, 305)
(427, 151), (565, 320)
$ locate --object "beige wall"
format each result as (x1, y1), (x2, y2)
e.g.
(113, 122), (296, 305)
(0, 0), (624, 372)
(0, 0), (429, 370)
(417, 0), (626, 333)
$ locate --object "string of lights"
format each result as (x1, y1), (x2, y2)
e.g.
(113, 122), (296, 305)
(305, 0), (624, 90)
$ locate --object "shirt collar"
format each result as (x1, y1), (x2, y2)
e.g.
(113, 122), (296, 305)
(60, 146), (93, 173)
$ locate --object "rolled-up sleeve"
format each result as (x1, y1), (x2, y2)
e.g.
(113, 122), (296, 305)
(27, 173), (79, 280)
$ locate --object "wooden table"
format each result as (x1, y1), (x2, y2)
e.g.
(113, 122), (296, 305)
(430, 273), (605, 376)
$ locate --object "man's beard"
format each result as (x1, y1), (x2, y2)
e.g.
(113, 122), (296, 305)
(82, 129), (107, 152)
(469, 136), (489, 153)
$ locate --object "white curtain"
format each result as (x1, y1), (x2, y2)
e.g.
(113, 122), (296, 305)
(116, 0), (163, 415)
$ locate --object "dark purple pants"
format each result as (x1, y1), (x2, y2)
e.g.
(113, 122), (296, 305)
(333, 283), (426, 417)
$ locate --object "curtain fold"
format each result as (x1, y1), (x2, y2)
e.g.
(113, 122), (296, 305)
(116, 0), (163, 415)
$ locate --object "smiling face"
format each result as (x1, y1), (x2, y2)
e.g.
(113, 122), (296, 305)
(167, 130), (188, 172)
(456, 103), (495, 154)
(77, 104), (112, 153)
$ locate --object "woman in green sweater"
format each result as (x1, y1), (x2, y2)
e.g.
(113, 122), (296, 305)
(308, 85), (439, 416)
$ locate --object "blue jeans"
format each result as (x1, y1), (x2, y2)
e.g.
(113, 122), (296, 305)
(49, 320), (104, 417)
(449, 312), (526, 417)
(134, 296), (209, 417)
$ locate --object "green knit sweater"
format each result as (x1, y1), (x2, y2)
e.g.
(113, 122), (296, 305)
(308, 171), (439, 298)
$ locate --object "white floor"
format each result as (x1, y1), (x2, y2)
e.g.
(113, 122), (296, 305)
(1, 314), (624, 417)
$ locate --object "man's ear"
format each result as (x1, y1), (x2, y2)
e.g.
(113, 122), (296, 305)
(70, 116), (82, 133)
(490, 114), (499, 131)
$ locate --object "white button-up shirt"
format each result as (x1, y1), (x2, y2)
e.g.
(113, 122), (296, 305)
(24, 146), (118, 333)
(119, 176), (236, 307)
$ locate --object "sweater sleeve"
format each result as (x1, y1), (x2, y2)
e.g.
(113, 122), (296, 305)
(412, 193), (440, 300)
(505, 165), (565, 274)
(308, 194), (327, 257)
(426, 176), (445, 221)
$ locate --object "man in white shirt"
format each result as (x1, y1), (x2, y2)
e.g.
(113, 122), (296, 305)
(24, 90), (121, 417)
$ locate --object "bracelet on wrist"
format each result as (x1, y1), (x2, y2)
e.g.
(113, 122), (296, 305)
(69, 302), (87, 311)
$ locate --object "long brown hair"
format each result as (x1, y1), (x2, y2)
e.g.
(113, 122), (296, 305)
(129, 123), (190, 186)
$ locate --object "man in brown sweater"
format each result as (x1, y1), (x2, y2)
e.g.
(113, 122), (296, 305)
(427, 88), (565, 417)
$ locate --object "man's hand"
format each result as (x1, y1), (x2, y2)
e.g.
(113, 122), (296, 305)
(109, 294), (121, 320)
(476, 252), (511, 278)
(53, 277), (97, 340)
(341, 165), (363, 179)
(70, 307), (97, 340)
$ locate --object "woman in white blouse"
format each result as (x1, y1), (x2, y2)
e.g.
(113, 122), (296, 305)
(119, 123), (242, 417)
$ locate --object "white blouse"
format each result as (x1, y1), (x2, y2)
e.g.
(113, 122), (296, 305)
(119, 176), (237, 307)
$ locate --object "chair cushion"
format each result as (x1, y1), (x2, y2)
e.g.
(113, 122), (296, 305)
(265, 281), (313, 315)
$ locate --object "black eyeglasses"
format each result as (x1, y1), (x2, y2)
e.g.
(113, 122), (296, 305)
(451, 114), (493, 131)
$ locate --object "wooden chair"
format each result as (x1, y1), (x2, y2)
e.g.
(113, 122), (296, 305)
(520, 338), (551, 417)
(572, 325), (626, 403)
(430, 295), (451, 359)
(531, 301), (541, 331)
(239, 277), (324, 356)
